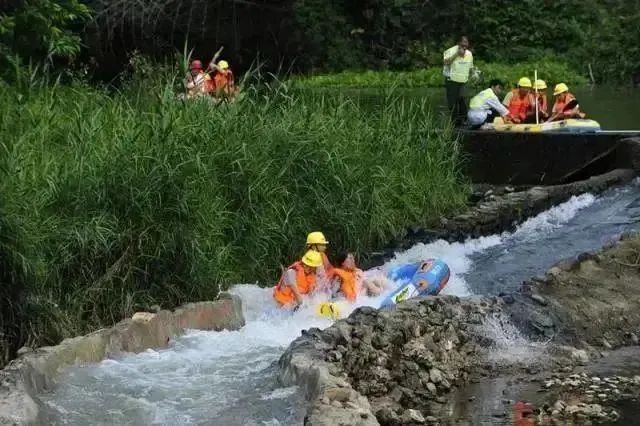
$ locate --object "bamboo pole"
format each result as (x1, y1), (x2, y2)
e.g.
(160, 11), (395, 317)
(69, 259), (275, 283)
(534, 69), (539, 125)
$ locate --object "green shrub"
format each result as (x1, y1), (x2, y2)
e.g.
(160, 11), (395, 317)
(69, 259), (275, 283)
(292, 60), (587, 89)
(0, 80), (468, 351)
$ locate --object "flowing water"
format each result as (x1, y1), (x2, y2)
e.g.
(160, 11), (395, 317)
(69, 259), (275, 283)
(41, 181), (640, 425)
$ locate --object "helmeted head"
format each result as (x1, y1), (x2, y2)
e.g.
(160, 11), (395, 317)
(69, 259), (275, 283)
(306, 232), (328, 252)
(533, 79), (547, 91)
(489, 79), (505, 97)
(517, 77), (532, 95)
(301, 250), (323, 272)
(553, 83), (569, 99)
(190, 60), (203, 71)
(218, 60), (230, 70)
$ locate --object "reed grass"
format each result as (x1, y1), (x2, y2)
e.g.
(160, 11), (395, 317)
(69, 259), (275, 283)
(0, 77), (469, 358)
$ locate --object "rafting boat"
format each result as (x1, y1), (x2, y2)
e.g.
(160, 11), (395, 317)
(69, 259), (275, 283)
(483, 118), (601, 133)
(315, 259), (450, 319)
(380, 259), (450, 308)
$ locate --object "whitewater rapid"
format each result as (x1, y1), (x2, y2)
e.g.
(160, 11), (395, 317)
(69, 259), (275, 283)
(42, 184), (640, 425)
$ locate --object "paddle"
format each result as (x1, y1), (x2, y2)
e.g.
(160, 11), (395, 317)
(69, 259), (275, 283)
(546, 98), (580, 122)
(562, 98), (579, 112)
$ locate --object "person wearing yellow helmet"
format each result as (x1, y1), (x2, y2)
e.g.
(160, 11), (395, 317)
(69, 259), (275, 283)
(211, 59), (236, 99)
(305, 231), (334, 291)
(548, 83), (585, 122)
(533, 79), (549, 120)
(502, 77), (535, 123)
(273, 250), (322, 309)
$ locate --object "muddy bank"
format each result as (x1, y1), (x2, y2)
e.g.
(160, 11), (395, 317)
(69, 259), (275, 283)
(279, 233), (640, 425)
(0, 294), (244, 425)
(506, 231), (640, 348)
(365, 168), (635, 268)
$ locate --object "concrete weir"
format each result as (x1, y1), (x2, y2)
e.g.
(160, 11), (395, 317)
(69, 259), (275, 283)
(0, 293), (245, 425)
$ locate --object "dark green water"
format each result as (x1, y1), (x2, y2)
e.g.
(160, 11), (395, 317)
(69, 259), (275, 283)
(317, 86), (640, 130)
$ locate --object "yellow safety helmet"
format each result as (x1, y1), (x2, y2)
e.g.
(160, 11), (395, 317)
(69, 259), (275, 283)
(553, 83), (569, 96)
(301, 250), (323, 268)
(306, 231), (329, 245)
(517, 77), (532, 88)
(217, 60), (230, 70)
(533, 79), (547, 90)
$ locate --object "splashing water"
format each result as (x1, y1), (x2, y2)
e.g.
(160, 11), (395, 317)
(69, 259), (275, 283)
(42, 185), (640, 424)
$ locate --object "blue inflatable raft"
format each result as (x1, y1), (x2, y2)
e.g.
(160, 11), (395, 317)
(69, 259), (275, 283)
(380, 259), (450, 308)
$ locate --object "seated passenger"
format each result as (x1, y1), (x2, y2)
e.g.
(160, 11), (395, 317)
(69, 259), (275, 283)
(467, 79), (513, 129)
(184, 60), (213, 98)
(305, 231), (334, 292)
(212, 60), (236, 99)
(272, 250), (323, 309)
(331, 252), (389, 302)
(549, 83), (586, 122)
(533, 79), (549, 120)
(502, 77), (535, 123)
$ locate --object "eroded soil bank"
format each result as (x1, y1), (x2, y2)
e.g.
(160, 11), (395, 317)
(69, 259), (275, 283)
(279, 233), (640, 425)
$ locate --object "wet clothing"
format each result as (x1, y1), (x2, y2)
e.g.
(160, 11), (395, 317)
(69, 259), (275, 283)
(332, 268), (358, 302)
(467, 88), (509, 127)
(273, 262), (316, 306)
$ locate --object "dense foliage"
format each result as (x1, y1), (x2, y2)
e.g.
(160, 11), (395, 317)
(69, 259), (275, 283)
(292, 0), (640, 84)
(1, 0), (639, 83)
(293, 59), (588, 89)
(0, 77), (468, 364)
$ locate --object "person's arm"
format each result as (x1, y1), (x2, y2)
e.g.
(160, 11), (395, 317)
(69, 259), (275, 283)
(502, 91), (513, 107)
(283, 269), (303, 304)
(468, 52), (474, 79)
(443, 46), (458, 65)
(487, 96), (509, 117)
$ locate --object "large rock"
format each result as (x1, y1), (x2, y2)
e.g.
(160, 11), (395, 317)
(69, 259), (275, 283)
(278, 296), (503, 425)
(0, 294), (244, 425)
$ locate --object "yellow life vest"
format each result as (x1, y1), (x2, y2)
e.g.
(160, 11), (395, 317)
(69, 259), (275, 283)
(469, 88), (495, 109)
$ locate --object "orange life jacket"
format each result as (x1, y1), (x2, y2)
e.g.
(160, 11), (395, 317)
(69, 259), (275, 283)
(214, 70), (235, 94)
(507, 89), (533, 121)
(535, 93), (548, 115)
(333, 268), (358, 302)
(273, 262), (316, 306)
(552, 92), (576, 114)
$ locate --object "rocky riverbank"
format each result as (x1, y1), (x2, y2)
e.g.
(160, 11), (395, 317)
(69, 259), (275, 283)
(278, 232), (640, 425)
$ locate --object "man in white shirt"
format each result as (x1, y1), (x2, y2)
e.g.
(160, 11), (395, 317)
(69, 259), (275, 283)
(467, 79), (512, 129)
(443, 36), (473, 125)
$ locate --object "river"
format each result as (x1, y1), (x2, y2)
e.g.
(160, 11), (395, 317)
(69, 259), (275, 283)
(39, 180), (640, 425)
(328, 86), (640, 130)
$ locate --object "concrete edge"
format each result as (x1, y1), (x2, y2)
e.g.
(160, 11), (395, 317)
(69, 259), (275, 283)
(0, 293), (245, 425)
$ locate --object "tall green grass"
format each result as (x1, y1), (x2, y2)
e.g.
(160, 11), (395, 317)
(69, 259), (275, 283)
(0, 78), (468, 360)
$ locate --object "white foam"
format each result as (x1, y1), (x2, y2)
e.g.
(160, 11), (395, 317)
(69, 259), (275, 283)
(512, 193), (596, 240)
(44, 191), (602, 423)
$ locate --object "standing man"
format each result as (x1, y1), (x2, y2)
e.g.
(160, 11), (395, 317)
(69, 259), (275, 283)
(443, 36), (474, 125)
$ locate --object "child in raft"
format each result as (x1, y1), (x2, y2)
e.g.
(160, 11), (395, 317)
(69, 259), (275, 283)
(330, 252), (390, 302)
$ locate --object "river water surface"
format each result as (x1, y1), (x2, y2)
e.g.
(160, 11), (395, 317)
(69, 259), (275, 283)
(41, 181), (640, 425)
